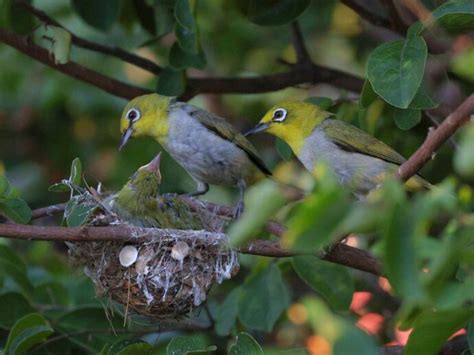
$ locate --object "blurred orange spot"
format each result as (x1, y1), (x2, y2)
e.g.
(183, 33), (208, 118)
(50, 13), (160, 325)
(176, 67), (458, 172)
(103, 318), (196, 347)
(378, 277), (392, 292)
(395, 327), (412, 345)
(287, 303), (308, 325)
(350, 291), (372, 312)
(306, 335), (331, 355)
(356, 313), (384, 335)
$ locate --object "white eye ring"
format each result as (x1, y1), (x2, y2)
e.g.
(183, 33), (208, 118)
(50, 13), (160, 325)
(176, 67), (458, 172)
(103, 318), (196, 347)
(272, 108), (287, 122)
(126, 108), (141, 122)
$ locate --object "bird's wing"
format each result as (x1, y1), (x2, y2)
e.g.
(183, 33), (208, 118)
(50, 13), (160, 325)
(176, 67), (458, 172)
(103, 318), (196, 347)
(190, 107), (272, 176)
(321, 118), (407, 166)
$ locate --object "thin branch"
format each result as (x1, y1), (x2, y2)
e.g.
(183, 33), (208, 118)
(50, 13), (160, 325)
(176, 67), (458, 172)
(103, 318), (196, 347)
(31, 203), (67, 219)
(398, 94), (474, 180)
(290, 21), (312, 66)
(0, 27), (151, 100)
(17, 0), (162, 74)
(0, 223), (382, 276)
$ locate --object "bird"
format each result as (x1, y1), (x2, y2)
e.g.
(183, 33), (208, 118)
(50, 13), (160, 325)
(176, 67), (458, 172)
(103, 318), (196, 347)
(107, 153), (224, 231)
(245, 101), (431, 196)
(118, 93), (271, 217)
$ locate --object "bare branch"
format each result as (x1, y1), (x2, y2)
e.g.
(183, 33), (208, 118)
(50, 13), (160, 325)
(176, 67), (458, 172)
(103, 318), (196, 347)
(0, 223), (382, 276)
(17, 0), (162, 74)
(398, 94), (474, 180)
(0, 27), (151, 100)
(31, 203), (67, 219)
(290, 21), (312, 66)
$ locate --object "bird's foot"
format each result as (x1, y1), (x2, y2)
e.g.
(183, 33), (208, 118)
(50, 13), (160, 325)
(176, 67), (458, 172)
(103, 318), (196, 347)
(233, 201), (245, 219)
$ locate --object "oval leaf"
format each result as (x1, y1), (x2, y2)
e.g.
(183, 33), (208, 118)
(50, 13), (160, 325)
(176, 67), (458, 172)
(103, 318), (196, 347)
(0, 197), (32, 224)
(229, 333), (263, 355)
(367, 37), (427, 109)
(156, 67), (186, 97)
(239, 0), (310, 26)
(174, 0), (198, 54)
(72, 0), (122, 31)
(427, 0), (474, 33)
(5, 313), (53, 353)
(169, 42), (206, 70)
(392, 107), (421, 130)
(166, 335), (216, 355)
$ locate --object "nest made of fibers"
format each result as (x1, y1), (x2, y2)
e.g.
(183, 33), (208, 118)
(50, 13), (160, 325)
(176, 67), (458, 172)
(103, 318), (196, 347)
(67, 193), (239, 320)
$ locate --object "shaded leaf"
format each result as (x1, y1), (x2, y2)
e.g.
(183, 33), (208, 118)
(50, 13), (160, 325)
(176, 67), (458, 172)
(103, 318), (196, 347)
(239, 0), (310, 26)
(229, 332), (263, 355)
(275, 137), (293, 161)
(391, 107), (421, 130)
(454, 125), (474, 178)
(405, 308), (474, 355)
(214, 287), (240, 336)
(48, 182), (71, 193)
(5, 313), (53, 354)
(66, 203), (97, 227)
(169, 42), (206, 70)
(428, 0), (474, 33)
(56, 307), (124, 330)
(133, 0), (156, 34)
(367, 37), (427, 108)
(107, 339), (153, 354)
(292, 256), (354, 312)
(0, 292), (35, 329)
(359, 80), (377, 109)
(72, 0), (122, 31)
(166, 335), (216, 355)
(0, 175), (10, 196)
(0, 197), (32, 224)
(305, 97), (333, 110)
(238, 264), (290, 332)
(174, 0), (198, 54)
(0, 245), (34, 294)
(156, 67), (186, 96)
(409, 83), (438, 109)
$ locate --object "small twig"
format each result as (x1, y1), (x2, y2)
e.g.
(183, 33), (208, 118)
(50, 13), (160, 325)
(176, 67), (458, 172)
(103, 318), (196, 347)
(17, 0), (162, 74)
(398, 94), (474, 181)
(31, 203), (67, 219)
(290, 21), (312, 67)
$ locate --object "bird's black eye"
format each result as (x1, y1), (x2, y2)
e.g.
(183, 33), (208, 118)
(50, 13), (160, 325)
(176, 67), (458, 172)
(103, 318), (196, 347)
(272, 108), (287, 122)
(126, 108), (141, 122)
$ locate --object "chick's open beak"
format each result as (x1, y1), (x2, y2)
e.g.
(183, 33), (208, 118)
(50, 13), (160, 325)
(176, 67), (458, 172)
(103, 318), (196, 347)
(146, 152), (162, 173)
(118, 126), (134, 151)
(244, 122), (270, 137)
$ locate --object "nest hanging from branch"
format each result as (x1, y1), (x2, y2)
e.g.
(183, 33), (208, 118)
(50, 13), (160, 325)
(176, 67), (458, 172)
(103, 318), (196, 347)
(66, 194), (239, 319)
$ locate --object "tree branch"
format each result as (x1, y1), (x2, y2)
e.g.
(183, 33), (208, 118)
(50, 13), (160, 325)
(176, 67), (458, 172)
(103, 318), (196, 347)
(31, 202), (67, 219)
(17, 0), (162, 74)
(0, 223), (382, 276)
(290, 21), (312, 66)
(0, 27), (151, 100)
(398, 94), (474, 180)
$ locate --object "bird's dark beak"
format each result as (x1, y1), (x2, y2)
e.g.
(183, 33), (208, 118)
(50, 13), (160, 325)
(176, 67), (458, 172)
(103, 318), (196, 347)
(244, 122), (270, 136)
(147, 152), (162, 173)
(118, 126), (134, 151)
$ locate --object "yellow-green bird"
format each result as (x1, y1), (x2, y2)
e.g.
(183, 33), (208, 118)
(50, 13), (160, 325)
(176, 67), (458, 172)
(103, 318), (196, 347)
(118, 94), (271, 216)
(245, 101), (430, 195)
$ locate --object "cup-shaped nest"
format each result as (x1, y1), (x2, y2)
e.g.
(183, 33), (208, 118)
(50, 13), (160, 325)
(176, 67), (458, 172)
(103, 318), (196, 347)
(68, 228), (239, 319)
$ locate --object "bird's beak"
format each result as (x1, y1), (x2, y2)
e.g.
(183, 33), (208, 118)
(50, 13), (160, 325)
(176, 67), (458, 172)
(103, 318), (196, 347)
(146, 152), (162, 173)
(118, 126), (134, 151)
(244, 122), (270, 136)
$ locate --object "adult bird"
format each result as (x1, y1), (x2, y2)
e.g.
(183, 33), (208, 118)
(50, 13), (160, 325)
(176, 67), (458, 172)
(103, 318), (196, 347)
(245, 101), (431, 196)
(118, 94), (271, 217)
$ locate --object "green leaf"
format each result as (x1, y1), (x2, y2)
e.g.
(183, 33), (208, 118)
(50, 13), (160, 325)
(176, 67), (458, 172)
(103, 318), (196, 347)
(229, 332), (263, 355)
(381, 183), (425, 302)
(5, 313), (53, 354)
(454, 125), (474, 178)
(238, 264), (290, 332)
(292, 256), (354, 312)
(0, 0), (36, 34)
(409, 83), (438, 109)
(0, 292), (35, 328)
(0, 245), (34, 294)
(33, 282), (69, 306)
(427, 0), (474, 33)
(133, 0), (156, 35)
(48, 182), (71, 193)
(405, 308), (474, 355)
(107, 339), (153, 354)
(69, 158), (82, 186)
(228, 180), (288, 246)
(155, 0), (176, 36)
(166, 335), (216, 355)
(367, 37), (427, 109)
(66, 203), (97, 227)
(44, 26), (72, 65)
(71, 0), (122, 31)
(0, 197), (32, 224)
(391, 107), (421, 130)
(214, 287), (240, 336)
(56, 307), (124, 330)
(174, 0), (198, 54)
(0, 175), (10, 196)
(305, 97), (334, 110)
(169, 42), (207, 70)
(275, 137), (293, 161)
(239, 0), (311, 26)
(359, 80), (378, 109)
(156, 67), (186, 96)
(468, 320), (474, 353)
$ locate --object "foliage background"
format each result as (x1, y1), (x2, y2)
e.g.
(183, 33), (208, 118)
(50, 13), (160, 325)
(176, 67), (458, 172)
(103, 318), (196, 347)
(0, 0), (473, 354)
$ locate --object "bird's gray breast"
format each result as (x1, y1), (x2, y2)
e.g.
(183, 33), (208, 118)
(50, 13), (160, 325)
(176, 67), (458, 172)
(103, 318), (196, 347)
(165, 108), (251, 185)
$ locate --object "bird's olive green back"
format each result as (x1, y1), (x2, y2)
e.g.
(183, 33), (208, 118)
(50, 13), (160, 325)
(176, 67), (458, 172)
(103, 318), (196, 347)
(186, 106), (272, 176)
(321, 119), (407, 166)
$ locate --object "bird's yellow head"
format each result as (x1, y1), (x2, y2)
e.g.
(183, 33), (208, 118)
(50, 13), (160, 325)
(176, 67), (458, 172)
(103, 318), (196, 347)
(245, 101), (331, 154)
(119, 94), (172, 150)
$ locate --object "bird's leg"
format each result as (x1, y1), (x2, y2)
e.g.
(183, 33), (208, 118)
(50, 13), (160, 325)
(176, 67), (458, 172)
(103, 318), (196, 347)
(234, 179), (246, 218)
(183, 181), (210, 197)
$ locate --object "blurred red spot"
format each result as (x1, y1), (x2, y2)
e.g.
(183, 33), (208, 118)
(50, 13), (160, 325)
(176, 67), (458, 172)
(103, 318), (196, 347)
(395, 327), (412, 345)
(449, 328), (466, 339)
(350, 291), (372, 312)
(357, 313), (384, 335)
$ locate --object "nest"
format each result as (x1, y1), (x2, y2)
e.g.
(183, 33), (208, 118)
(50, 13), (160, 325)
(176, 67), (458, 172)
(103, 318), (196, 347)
(66, 194), (239, 319)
